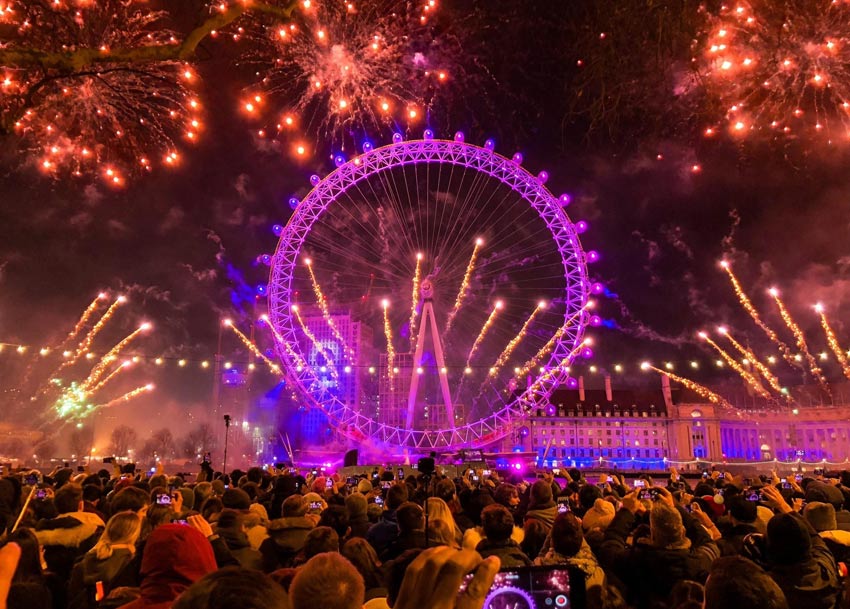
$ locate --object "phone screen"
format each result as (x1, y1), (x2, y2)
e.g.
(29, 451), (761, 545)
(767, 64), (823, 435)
(156, 494), (172, 505)
(634, 479), (646, 488)
(460, 567), (576, 609)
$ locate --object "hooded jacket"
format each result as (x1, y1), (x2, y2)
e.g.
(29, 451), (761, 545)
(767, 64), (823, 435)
(36, 511), (105, 580)
(524, 504), (558, 530)
(118, 524), (217, 609)
(68, 547), (135, 609)
(536, 539), (606, 591)
(366, 510), (400, 557)
(217, 527), (263, 571)
(717, 522), (760, 557)
(598, 508), (719, 609)
(260, 516), (315, 571)
(475, 538), (532, 568)
(820, 528), (850, 564)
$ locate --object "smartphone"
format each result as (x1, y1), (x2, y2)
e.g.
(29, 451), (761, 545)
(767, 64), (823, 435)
(472, 475), (480, 482)
(815, 468), (825, 476)
(718, 473), (725, 479)
(551, 469), (559, 476)
(556, 497), (570, 514)
(780, 478), (792, 490)
(459, 566), (576, 609)
(325, 478), (333, 489)
(173, 519), (188, 525)
(156, 493), (172, 505)
(25, 474), (38, 486)
(36, 489), (48, 499)
(606, 476), (614, 483)
(483, 469), (492, 476)
(702, 471), (710, 479)
(747, 491), (761, 502)
(309, 501), (323, 510)
(795, 474), (803, 483)
(372, 471), (379, 480)
(294, 481), (302, 491)
(381, 481), (391, 490)
(633, 479), (646, 489)
(397, 468), (404, 479)
(374, 496), (384, 506)
(311, 469), (318, 476)
(597, 482), (607, 489)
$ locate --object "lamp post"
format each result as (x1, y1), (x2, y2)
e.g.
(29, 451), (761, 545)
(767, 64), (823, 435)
(222, 414), (231, 474)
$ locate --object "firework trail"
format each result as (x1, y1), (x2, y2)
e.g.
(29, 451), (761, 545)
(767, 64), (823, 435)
(816, 303), (850, 381)
(465, 300), (503, 367)
(62, 293), (108, 347)
(224, 319), (282, 374)
(699, 332), (771, 398)
(720, 261), (796, 366)
(643, 364), (734, 409)
(486, 301), (546, 381)
(54, 295), (127, 375)
(259, 314), (307, 369)
(306, 259), (352, 359)
(522, 339), (591, 397)
(717, 326), (782, 393)
(95, 384), (154, 412)
(292, 305), (338, 378)
(514, 305), (589, 380)
(444, 239), (482, 336)
(769, 288), (830, 392)
(51, 382), (92, 422)
(382, 299), (395, 383)
(87, 361), (132, 395)
(83, 323), (151, 390)
(408, 253), (423, 352)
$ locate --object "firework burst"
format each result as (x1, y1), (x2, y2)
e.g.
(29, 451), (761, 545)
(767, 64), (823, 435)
(0, 0), (203, 181)
(642, 363), (734, 409)
(815, 303), (850, 380)
(702, 0), (850, 141)
(237, 0), (452, 149)
(769, 287), (830, 391)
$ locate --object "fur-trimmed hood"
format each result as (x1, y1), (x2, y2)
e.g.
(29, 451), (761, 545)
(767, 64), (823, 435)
(35, 511), (105, 548)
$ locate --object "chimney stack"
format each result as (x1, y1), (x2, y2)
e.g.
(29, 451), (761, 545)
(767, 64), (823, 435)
(661, 374), (673, 411)
(605, 375), (613, 401)
(578, 375), (585, 401)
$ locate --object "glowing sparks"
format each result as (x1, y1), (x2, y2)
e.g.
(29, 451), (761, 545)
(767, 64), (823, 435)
(515, 305), (588, 380)
(291, 306), (338, 377)
(239, 0), (454, 147)
(488, 301), (545, 379)
(62, 293), (107, 347)
(259, 314), (307, 370)
(720, 261), (796, 365)
(95, 383), (154, 411)
(644, 365), (733, 409)
(382, 299), (395, 380)
(769, 288), (829, 391)
(59, 295), (126, 371)
(306, 260), (352, 359)
(816, 304), (850, 380)
(86, 360), (132, 395)
(699, 331), (771, 398)
(702, 1), (850, 141)
(82, 323), (150, 390)
(223, 319), (281, 375)
(465, 300), (503, 367)
(717, 326), (782, 393)
(445, 239), (482, 336)
(408, 252), (423, 352)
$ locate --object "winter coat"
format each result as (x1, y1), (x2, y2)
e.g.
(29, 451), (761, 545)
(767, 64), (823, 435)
(348, 514), (371, 540)
(598, 508), (720, 609)
(261, 516), (314, 571)
(536, 539), (606, 591)
(366, 510), (400, 557)
(821, 529), (850, 564)
(117, 524), (216, 609)
(35, 511), (105, 581)
(217, 528), (263, 571)
(717, 523), (760, 557)
(462, 524), (524, 551)
(68, 547), (134, 609)
(475, 538), (532, 568)
(768, 516), (842, 609)
(524, 505), (558, 531)
(381, 530), (428, 562)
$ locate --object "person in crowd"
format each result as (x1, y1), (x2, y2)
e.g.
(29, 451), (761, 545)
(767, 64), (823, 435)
(68, 511), (142, 609)
(717, 495), (761, 556)
(475, 504), (531, 567)
(261, 494), (315, 571)
(581, 498), (617, 552)
(172, 567), (290, 609)
(3, 528), (52, 609)
(118, 523), (217, 609)
(535, 512), (605, 591)
(341, 538), (387, 609)
(704, 555), (789, 609)
(345, 493), (371, 540)
(424, 497), (463, 547)
(761, 486), (841, 609)
(520, 519), (548, 562)
(803, 500), (850, 564)
(366, 484), (408, 557)
(524, 480), (558, 531)
(289, 552), (364, 609)
(598, 488), (719, 609)
(805, 481), (850, 531)
(435, 479), (474, 532)
(317, 505), (350, 545)
(34, 483), (105, 606)
(213, 510), (262, 571)
(381, 502), (426, 562)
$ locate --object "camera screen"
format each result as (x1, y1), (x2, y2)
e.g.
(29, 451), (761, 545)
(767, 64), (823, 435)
(460, 567), (572, 609)
(309, 501), (323, 510)
(156, 494), (172, 505)
(633, 480), (646, 488)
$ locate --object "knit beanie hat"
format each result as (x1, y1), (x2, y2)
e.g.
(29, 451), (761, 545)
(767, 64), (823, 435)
(345, 492), (368, 518)
(357, 479), (373, 494)
(582, 498), (615, 532)
(700, 494), (725, 519)
(767, 513), (811, 565)
(804, 501), (838, 532)
(805, 482), (844, 508)
(650, 504), (685, 548)
(221, 487), (252, 511)
(178, 487), (195, 511)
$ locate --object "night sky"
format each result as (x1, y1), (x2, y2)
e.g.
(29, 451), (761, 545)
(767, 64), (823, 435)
(2, 0), (850, 442)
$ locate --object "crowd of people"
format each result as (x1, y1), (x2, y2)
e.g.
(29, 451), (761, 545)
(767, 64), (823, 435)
(0, 461), (849, 609)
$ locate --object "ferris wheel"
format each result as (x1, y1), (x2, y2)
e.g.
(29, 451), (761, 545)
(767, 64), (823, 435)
(267, 131), (596, 450)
